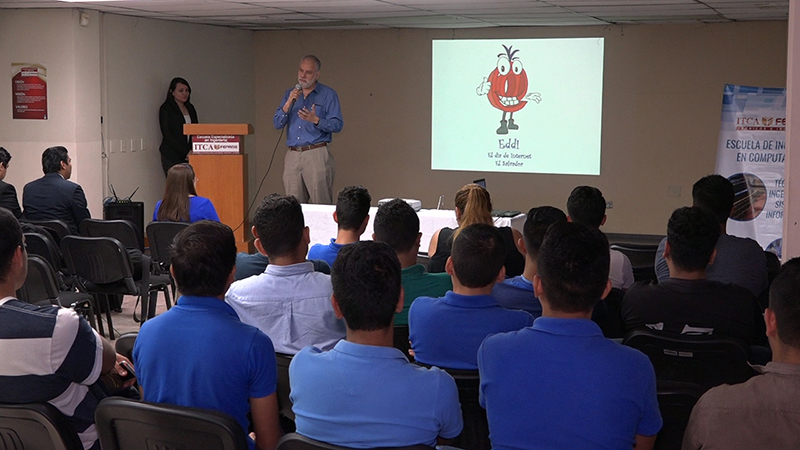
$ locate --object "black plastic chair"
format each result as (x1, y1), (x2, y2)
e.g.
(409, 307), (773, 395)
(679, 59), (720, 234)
(276, 433), (433, 450)
(654, 380), (704, 450)
(622, 328), (758, 391)
(20, 219), (71, 245)
(276, 353), (295, 423)
(60, 236), (142, 339)
(81, 219), (172, 320)
(16, 255), (97, 330)
(610, 243), (660, 283)
(393, 325), (411, 360)
(593, 288), (625, 339)
(0, 402), (83, 450)
(94, 397), (249, 450)
(146, 221), (190, 300)
(115, 332), (138, 362)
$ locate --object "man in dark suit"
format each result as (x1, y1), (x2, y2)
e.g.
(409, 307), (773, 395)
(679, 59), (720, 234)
(22, 146), (91, 234)
(0, 147), (21, 218)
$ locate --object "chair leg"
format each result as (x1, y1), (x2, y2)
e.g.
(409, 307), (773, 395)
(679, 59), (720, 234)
(92, 294), (106, 338)
(147, 290), (158, 320)
(101, 294), (115, 340)
(164, 286), (172, 310)
(139, 292), (148, 326)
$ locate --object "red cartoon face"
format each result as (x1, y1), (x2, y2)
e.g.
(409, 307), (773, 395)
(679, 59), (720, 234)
(487, 55), (528, 113)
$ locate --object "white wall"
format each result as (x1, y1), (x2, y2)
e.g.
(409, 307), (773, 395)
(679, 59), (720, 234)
(101, 14), (255, 222)
(0, 9), (103, 214)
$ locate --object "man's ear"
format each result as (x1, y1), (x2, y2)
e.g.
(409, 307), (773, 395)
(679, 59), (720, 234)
(415, 232), (422, 249)
(332, 211), (339, 224)
(371, 232), (376, 241)
(600, 215), (607, 226)
(445, 256), (455, 276)
(708, 248), (718, 266)
(303, 226), (311, 245)
(516, 237), (527, 255)
(396, 286), (405, 313)
(358, 215), (370, 234)
(600, 278), (612, 300)
(765, 308), (778, 340)
(331, 294), (344, 319)
(663, 241), (672, 261)
(533, 274), (543, 298)
(495, 265), (507, 283)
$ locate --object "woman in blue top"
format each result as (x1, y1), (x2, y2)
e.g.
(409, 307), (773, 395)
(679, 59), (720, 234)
(153, 163), (219, 223)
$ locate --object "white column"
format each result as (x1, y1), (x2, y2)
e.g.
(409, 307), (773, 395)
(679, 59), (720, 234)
(784, 1), (800, 262)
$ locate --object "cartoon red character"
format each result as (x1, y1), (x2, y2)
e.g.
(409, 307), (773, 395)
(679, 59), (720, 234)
(477, 44), (541, 135)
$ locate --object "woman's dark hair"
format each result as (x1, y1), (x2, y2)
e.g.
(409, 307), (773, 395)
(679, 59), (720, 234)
(157, 164), (197, 222)
(166, 77), (192, 103)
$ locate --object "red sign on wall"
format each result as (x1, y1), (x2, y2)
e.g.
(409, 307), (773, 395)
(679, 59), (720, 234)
(12, 63), (47, 120)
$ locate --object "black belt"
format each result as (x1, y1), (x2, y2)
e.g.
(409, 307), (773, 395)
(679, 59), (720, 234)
(289, 142), (328, 152)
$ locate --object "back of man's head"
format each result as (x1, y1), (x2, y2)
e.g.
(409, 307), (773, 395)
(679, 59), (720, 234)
(0, 208), (23, 283)
(692, 175), (734, 225)
(42, 146), (69, 174)
(666, 206), (720, 273)
(523, 206), (567, 257)
(451, 223), (506, 288)
(336, 186), (371, 231)
(0, 147), (11, 169)
(332, 241), (401, 331)
(253, 194), (305, 257)
(373, 199), (419, 254)
(171, 221), (236, 297)
(537, 222), (610, 313)
(769, 258), (800, 349)
(566, 186), (606, 228)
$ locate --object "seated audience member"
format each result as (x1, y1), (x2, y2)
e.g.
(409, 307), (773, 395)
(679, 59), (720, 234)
(226, 194), (345, 354)
(372, 198), (452, 326)
(655, 174), (768, 297)
(234, 250), (330, 281)
(307, 185), (371, 267)
(683, 258), (800, 449)
(22, 146), (90, 234)
(153, 163), (219, 223)
(622, 206), (764, 345)
(0, 147), (21, 217)
(567, 185), (634, 289)
(478, 221), (662, 449)
(133, 221), (280, 450)
(492, 206), (567, 317)
(0, 208), (134, 450)
(289, 241), (463, 448)
(428, 183), (524, 277)
(409, 223), (533, 370)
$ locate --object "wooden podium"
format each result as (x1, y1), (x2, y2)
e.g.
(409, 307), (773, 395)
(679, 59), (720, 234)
(184, 123), (252, 252)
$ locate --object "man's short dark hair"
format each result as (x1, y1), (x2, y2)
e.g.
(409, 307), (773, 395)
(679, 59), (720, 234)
(523, 206), (567, 257)
(171, 221), (236, 297)
(42, 146), (69, 174)
(566, 186), (606, 228)
(0, 208), (22, 283)
(451, 223), (506, 288)
(0, 147), (11, 168)
(373, 199), (419, 253)
(253, 194), (304, 257)
(332, 241), (401, 331)
(770, 258), (800, 348)
(537, 222), (610, 313)
(666, 206), (720, 272)
(692, 175), (735, 224)
(336, 186), (371, 231)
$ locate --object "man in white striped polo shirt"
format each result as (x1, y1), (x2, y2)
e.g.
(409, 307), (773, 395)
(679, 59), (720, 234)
(0, 208), (130, 449)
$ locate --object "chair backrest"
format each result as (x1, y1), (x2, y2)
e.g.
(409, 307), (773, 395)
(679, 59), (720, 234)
(654, 381), (704, 450)
(609, 243), (659, 282)
(276, 433), (433, 450)
(392, 325), (410, 360)
(146, 221), (190, 271)
(60, 236), (135, 287)
(276, 353), (295, 421)
(94, 397), (249, 450)
(0, 402), (83, 450)
(593, 287), (625, 339)
(622, 328), (757, 391)
(23, 232), (62, 272)
(16, 255), (61, 307)
(20, 220), (71, 244)
(80, 219), (142, 251)
(115, 332), (138, 362)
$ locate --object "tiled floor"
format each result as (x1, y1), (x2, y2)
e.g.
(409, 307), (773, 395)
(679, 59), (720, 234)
(104, 291), (172, 339)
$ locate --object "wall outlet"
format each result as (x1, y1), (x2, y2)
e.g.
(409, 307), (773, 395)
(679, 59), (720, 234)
(140, 137), (147, 151)
(107, 140), (115, 154)
(606, 201), (613, 209)
(131, 138), (137, 152)
(120, 139), (127, 153)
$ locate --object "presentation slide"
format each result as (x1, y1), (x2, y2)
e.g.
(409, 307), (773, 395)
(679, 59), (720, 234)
(432, 38), (605, 175)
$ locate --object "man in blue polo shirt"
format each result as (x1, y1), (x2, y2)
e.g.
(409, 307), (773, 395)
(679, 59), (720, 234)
(478, 222), (662, 449)
(134, 221), (280, 450)
(290, 241), (463, 448)
(409, 223), (533, 370)
(307, 185), (371, 266)
(493, 205), (566, 317)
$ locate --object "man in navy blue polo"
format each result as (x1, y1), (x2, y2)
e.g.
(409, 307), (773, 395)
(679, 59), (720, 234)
(134, 221), (280, 450)
(289, 241), (463, 448)
(409, 223), (533, 370)
(478, 222), (661, 449)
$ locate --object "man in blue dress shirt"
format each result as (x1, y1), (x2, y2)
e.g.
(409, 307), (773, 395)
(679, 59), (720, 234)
(273, 55), (343, 205)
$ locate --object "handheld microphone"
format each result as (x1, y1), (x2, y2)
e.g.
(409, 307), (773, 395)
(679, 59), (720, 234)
(290, 83), (302, 108)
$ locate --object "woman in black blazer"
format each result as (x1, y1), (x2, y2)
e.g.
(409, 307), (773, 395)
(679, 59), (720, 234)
(159, 77), (198, 175)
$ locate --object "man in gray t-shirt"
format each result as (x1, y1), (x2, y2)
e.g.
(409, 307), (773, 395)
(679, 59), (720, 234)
(653, 175), (768, 297)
